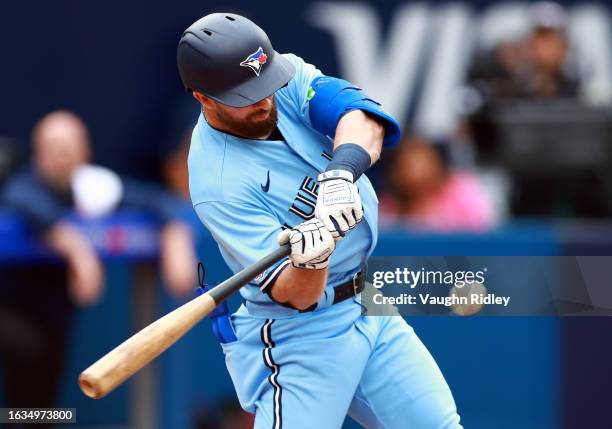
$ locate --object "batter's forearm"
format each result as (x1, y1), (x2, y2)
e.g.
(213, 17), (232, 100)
(333, 110), (385, 164)
(270, 265), (328, 310)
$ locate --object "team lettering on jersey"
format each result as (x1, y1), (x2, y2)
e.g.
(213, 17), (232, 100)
(285, 151), (336, 225)
(288, 176), (319, 221)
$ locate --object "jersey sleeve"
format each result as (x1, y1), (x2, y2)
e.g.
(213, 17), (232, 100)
(193, 200), (290, 293)
(282, 53), (324, 126)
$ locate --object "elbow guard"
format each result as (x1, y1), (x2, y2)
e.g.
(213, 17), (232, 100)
(308, 76), (401, 147)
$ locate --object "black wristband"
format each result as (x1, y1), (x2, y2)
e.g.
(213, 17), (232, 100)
(325, 143), (371, 181)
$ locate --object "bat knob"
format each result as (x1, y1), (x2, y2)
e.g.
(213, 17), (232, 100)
(79, 373), (102, 399)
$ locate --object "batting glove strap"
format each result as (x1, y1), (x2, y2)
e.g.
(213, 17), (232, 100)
(317, 169), (354, 183)
(292, 257), (330, 270)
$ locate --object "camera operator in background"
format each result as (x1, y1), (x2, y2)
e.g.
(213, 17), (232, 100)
(464, 2), (612, 219)
(0, 110), (197, 408)
(469, 1), (581, 100)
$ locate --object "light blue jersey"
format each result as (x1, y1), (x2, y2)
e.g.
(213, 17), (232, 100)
(189, 54), (462, 428)
(189, 54), (377, 315)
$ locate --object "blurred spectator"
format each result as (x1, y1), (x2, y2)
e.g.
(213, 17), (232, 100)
(463, 2), (612, 219)
(0, 110), (197, 408)
(0, 136), (21, 187)
(380, 136), (496, 231)
(523, 2), (579, 97)
(164, 132), (191, 200)
(468, 2), (581, 101)
(160, 98), (200, 200)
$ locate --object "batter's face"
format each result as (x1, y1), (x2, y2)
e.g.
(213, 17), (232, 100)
(195, 93), (278, 139)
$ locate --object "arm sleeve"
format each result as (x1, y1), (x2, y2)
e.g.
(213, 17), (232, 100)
(194, 200), (290, 293)
(282, 54), (400, 146)
(307, 76), (401, 147)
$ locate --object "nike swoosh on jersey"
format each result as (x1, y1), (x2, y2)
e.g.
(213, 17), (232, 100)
(261, 170), (270, 193)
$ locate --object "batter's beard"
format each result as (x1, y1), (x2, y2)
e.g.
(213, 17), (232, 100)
(218, 99), (278, 139)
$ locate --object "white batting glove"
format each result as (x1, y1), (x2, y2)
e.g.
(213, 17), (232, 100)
(314, 170), (363, 240)
(277, 218), (335, 270)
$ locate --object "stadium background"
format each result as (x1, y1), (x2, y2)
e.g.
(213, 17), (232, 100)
(1, 1), (611, 428)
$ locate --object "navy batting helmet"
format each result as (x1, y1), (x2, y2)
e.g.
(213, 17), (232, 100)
(177, 13), (296, 108)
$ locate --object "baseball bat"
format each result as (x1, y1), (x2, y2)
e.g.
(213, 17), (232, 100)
(79, 243), (291, 399)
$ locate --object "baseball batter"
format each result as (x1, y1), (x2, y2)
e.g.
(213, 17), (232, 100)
(179, 13), (462, 429)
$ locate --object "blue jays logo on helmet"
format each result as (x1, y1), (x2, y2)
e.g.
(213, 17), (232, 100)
(240, 47), (268, 77)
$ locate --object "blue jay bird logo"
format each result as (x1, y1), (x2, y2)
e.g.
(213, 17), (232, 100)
(240, 47), (268, 76)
